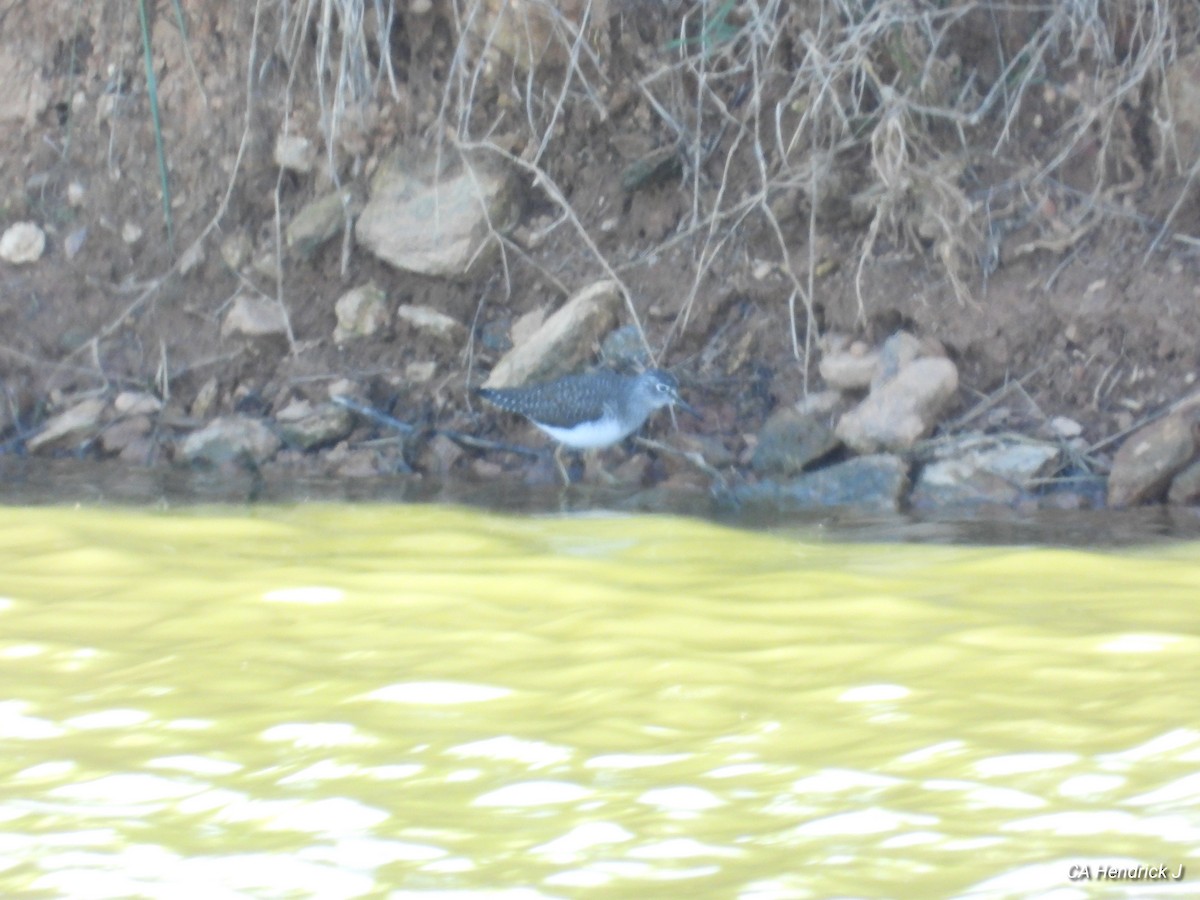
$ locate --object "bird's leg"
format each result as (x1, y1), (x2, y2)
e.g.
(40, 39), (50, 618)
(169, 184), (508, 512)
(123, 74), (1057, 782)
(553, 445), (571, 485)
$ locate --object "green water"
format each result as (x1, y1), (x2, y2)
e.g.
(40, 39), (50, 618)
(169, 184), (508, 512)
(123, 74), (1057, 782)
(0, 505), (1197, 898)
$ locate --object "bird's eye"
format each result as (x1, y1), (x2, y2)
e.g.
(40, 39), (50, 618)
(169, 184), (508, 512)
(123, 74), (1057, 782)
(657, 383), (670, 393)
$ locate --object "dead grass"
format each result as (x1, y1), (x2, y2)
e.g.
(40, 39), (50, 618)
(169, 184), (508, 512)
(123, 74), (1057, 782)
(74, 0), (1200, 381)
(396, 0), (1194, 370)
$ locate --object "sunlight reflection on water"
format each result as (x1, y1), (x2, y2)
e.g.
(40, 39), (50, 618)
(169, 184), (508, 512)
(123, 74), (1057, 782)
(0, 505), (1197, 898)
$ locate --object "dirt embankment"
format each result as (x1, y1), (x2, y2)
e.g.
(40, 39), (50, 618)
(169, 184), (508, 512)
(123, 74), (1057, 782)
(1, 1), (1198, 508)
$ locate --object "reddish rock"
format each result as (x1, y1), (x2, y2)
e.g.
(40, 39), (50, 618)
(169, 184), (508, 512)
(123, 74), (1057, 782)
(1108, 414), (1198, 507)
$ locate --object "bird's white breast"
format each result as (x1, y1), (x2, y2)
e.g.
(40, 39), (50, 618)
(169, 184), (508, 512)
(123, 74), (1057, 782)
(536, 417), (631, 449)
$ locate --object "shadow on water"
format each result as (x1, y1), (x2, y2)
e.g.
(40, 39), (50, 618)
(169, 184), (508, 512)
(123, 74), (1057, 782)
(3, 458), (1198, 546)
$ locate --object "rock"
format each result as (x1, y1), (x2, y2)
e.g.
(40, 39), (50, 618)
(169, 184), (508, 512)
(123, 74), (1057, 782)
(220, 231), (253, 270)
(64, 227), (87, 259)
(472, 458), (505, 480)
(1108, 414), (1198, 507)
(405, 361), (437, 383)
(118, 434), (157, 466)
(0, 221), (45, 264)
(222, 295), (290, 340)
(326, 443), (383, 478)
(121, 222), (143, 244)
(1048, 416), (1083, 439)
(479, 317), (513, 352)
(600, 324), (651, 369)
(510, 306), (548, 348)
(671, 432), (735, 469)
(636, 450), (672, 483)
(275, 133), (317, 173)
(251, 250), (282, 281)
(327, 378), (357, 399)
(422, 433), (463, 476)
(471, 0), (600, 70)
(919, 434), (1061, 489)
(180, 415), (281, 466)
(178, 239), (205, 275)
(287, 189), (355, 257)
(836, 357), (959, 453)
(191, 377), (220, 419)
(872, 331), (924, 391)
(657, 432), (734, 480)
(277, 401), (355, 451)
(734, 454), (910, 513)
(100, 415), (152, 455)
(819, 342), (879, 390)
(27, 397), (108, 452)
(911, 434), (1061, 508)
(1168, 459), (1200, 505)
(334, 282), (391, 344)
(114, 391), (163, 416)
(355, 153), (517, 277)
(395, 304), (465, 345)
(482, 280), (622, 389)
(911, 468), (1022, 508)
(751, 392), (843, 476)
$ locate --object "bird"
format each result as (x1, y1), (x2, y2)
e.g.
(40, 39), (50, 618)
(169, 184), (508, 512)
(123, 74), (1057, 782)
(476, 368), (697, 482)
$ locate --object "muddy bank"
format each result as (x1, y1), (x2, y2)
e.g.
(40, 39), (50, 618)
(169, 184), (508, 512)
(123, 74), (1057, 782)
(1, 1), (1199, 516)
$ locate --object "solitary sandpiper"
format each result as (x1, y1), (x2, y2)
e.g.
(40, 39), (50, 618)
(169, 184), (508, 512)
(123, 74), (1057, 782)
(477, 368), (697, 482)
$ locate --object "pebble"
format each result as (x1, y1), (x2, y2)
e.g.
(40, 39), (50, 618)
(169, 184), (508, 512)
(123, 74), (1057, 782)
(0, 222), (46, 264)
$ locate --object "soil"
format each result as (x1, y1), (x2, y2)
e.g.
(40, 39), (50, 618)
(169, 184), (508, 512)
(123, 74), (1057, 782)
(1, 1), (1198, 503)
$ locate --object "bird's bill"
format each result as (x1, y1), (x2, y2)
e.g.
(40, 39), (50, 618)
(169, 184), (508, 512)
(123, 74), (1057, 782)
(674, 397), (702, 419)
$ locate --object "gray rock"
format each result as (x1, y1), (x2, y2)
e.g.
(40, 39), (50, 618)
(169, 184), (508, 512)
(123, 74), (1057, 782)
(28, 397), (107, 452)
(751, 392), (843, 476)
(910, 432), (1058, 508)
(734, 454), (910, 512)
(287, 189), (356, 257)
(911, 467), (1022, 508)
(482, 280), (622, 389)
(601, 324), (652, 370)
(180, 415), (281, 466)
(355, 153), (517, 277)
(917, 434), (1061, 490)
(395, 304), (465, 345)
(275, 133), (317, 173)
(872, 331), (925, 391)
(251, 249), (282, 281)
(479, 317), (513, 353)
(1168, 459), (1200, 505)
(64, 226), (87, 259)
(1108, 413), (1198, 507)
(277, 401), (355, 451)
(178, 239), (205, 275)
(836, 357), (959, 453)
(1048, 416), (1083, 439)
(100, 415), (152, 456)
(220, 231), (253, 271)
(113, 391), (163, 416)
(221, 295), (290, 340)
(405, 361), (437, 384)
(421, 433), (464, 476)
(334, 283), (391, 344)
